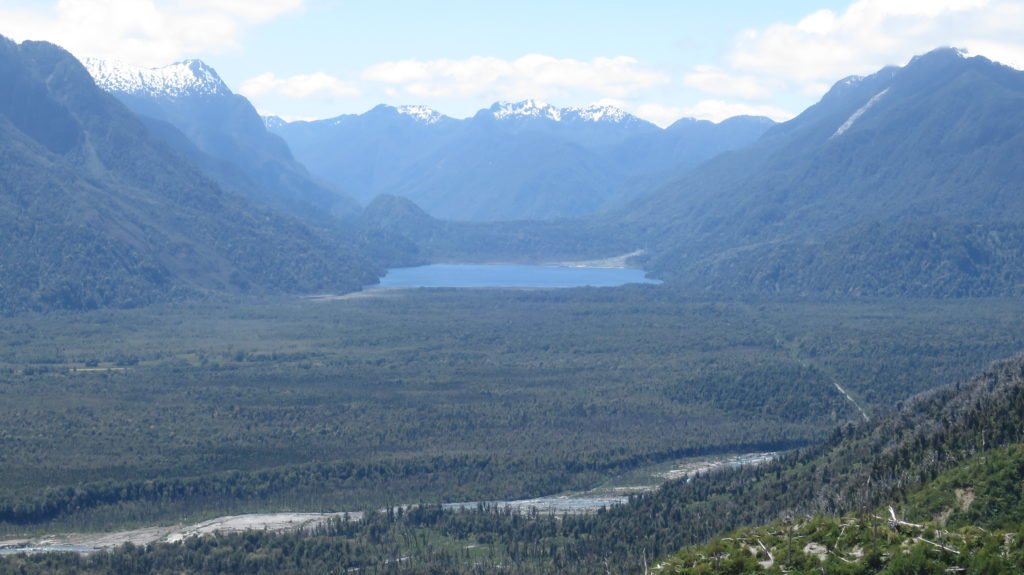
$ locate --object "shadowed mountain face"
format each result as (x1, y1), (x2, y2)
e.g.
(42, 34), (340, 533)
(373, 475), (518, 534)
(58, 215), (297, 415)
(84, 58), (359, 221)
(0, 37), (380, 313)
(268, 101), (773, 221)
(620, 48), (1024, 297)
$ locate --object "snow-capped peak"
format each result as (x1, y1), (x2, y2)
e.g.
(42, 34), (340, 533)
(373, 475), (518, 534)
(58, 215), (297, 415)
(909, 46), (969, 66)
(488, 100), (637, 124)
(490, 100), (562, 121)
(83, 57), (230, 98)
(395, 105), (445, 124)
(563, 104), (632, 123)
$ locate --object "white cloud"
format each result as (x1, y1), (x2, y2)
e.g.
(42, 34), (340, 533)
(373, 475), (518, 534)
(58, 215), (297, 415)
(631, 100), (793, 127)
(721, 0), (1023, 96)
(363, 54), (670, 101)
(678, 100), (794, 123)
(672, 0), (1024, 122)
(262, 113), (316, 123)
(683, 65), (773, 100)
(176, 0), (301, 22)
(591, 97), (629, 109)
(630, 104), (690, 128)
(240, 72), (360, 98)
(961, 37), (1024, 70)
(0, 0), (302, 67)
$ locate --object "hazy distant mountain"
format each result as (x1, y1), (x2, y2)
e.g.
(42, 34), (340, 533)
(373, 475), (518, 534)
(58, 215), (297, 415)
(0, 37), (379, 312)
(266, 104), (462, 213)
(473, 99), (662, 149)
(84, 58), (358, 220)
(623, 48), (1024, 297)
(268, 101), (773, 221)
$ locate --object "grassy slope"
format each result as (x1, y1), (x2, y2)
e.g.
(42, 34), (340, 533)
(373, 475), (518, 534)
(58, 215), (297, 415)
(660, 444), (1024, 574)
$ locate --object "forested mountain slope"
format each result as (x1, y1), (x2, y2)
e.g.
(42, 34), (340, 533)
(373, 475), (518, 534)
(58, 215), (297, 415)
(357, 194), (634, 262)
(661, 396), (1024, 572)
(84, 58), (358, 220)
(623, 48), (1024, 297)
(0, 37), (380, 313)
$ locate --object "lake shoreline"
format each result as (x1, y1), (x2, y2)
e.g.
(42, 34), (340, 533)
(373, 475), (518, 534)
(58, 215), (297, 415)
(374, 260), (660, 290)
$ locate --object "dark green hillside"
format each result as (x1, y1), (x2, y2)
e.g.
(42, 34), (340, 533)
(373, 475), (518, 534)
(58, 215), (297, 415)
(906, 444), (1024, 530)
(660, 444), (1024, 574)
(0, 37), (380, 313)
(621, 49), (1024, 297)
(683, 221), (1024, 298)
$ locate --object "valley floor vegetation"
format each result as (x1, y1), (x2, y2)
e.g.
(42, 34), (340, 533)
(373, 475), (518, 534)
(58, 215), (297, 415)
(5, 352), (1024, 574)
(0, 287), (1022, 537)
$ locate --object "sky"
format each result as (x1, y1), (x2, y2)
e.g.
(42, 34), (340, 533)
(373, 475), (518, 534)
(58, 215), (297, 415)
(1, 0), (1023, 126)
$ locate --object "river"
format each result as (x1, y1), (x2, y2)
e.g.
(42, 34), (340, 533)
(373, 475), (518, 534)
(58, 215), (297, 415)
(0, 452), (775, 555)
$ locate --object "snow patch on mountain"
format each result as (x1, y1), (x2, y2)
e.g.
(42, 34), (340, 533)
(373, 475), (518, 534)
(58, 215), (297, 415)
(564, 104), (632, 123)
(395, 105), (445, 124)
(489, 100), (637, 123)
(263, 116), (286, 130)
(491, 99), (562, 121)
(84, 58), (230, 98)
(837, 75), (864, 87)
(831, 88), (889, 139)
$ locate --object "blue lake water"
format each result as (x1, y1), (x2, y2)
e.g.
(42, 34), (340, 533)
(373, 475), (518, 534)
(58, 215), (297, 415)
(376, 264), (661, 289)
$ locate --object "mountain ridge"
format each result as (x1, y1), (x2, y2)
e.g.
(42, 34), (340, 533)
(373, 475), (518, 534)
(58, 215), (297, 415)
(84, 58), (230, 98)
(268, 100), (774, 220)
(268, 98), (754, 131)
(83, 56), (360, 221)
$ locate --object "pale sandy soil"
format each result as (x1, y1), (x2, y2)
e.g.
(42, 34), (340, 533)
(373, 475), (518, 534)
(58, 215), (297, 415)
(301, 289), (399, 302)
(0, 511), (362, 554)
(655, 452), (776, 482)
(163, 512), (360, 543)
(1, 453), (774, 555)
(554, 250), (646, 269)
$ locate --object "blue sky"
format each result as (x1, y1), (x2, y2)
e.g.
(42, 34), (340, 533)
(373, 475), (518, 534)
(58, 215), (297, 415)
(2, 1), (1023, 125)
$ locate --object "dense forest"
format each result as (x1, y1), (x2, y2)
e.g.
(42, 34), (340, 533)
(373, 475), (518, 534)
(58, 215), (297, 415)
(0, 290), (1022, 535)
(5, 351), (1024, 573)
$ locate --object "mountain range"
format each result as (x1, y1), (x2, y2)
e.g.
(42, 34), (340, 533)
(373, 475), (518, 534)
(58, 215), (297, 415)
(5, 38), (1024, 311)
(0, 36), (380, 312)
(267, 100), (774, 221)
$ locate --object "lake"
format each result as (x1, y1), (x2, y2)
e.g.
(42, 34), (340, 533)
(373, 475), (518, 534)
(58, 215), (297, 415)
(376, 263), (661, 289)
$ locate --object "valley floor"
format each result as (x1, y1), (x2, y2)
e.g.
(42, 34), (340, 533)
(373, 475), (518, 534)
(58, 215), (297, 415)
(0, 288), (1022, 570)
(0, 451), (775, 555)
